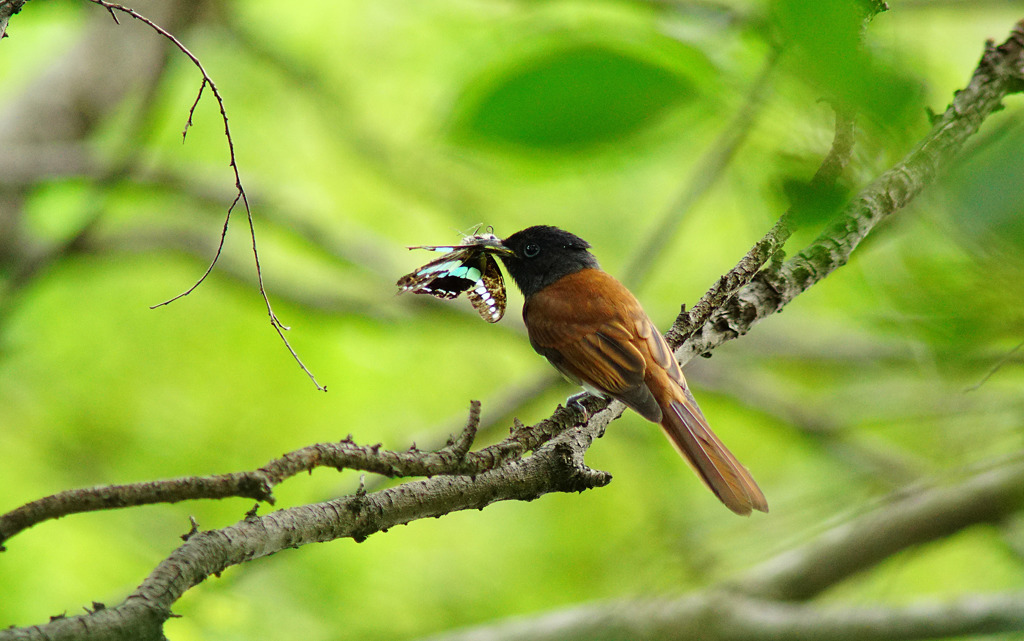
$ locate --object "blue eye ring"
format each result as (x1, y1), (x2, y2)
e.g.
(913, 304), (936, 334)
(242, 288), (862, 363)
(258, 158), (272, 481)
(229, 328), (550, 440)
(524, 243), (541, 258)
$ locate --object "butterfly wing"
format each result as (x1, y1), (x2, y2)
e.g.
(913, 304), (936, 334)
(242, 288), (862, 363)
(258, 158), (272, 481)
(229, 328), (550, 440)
(465, 253), (506, 323)
(396, 246), (480, 299)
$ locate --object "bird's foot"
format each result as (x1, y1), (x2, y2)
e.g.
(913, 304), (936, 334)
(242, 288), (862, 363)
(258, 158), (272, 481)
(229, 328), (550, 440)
(566, 391), (591, 422)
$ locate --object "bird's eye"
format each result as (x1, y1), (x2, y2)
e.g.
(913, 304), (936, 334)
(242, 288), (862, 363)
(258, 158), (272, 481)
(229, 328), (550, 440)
(523, 243), (540, 258)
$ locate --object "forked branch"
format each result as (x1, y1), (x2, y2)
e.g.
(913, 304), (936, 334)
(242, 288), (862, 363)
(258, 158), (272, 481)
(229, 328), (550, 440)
(0, 401), (577, 548)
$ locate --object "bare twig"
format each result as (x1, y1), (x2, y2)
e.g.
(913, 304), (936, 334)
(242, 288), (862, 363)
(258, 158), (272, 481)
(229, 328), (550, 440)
(965, 338), (1024, 392)
(87, 0), (324, 390)
(0, 472), (274, 552)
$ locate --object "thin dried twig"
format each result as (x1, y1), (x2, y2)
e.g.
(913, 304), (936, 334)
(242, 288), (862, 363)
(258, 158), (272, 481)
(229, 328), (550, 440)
(965, 338), (1024, 392)
(89, 0), (325, 391)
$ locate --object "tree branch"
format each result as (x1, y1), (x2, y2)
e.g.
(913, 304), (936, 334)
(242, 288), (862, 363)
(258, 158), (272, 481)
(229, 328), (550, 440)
(668, 103), (857, 348)
(670, 18), (1024, 360)
(413, 456), (1024, 641)
(736, 456), (1024, 600)
(59, 0), (325, 390)
(414, 591), (1024, 641)
(0, 0), (27, 39)
(0, 400), (583, 548)
(0, 405), (617, 641)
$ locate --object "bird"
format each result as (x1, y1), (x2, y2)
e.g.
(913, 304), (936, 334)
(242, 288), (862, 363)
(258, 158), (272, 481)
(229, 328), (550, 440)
(496, 225), (767, 515)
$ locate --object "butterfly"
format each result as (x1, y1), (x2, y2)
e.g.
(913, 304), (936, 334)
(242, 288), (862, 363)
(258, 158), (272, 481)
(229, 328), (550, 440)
(396, 231), (510, 323)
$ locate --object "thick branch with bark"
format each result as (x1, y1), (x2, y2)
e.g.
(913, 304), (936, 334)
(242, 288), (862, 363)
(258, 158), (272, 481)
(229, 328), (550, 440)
(0, 0), (27, 38)
(0, 407), (617, 641)
(0, 401), (591, 547)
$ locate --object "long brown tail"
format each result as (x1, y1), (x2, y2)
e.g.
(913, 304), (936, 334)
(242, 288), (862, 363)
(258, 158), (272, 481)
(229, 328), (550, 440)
(660, 391), (768, 515)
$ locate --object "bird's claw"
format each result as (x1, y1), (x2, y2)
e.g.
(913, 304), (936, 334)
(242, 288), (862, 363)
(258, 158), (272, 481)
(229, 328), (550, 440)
(566, 391), (591, 422)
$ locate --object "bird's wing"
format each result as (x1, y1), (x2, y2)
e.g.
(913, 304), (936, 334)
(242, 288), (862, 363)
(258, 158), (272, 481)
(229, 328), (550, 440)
(524, 270), (662, 421)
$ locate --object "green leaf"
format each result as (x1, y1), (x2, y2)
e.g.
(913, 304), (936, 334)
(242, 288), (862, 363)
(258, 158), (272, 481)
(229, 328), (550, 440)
(451, 44), (703, 151)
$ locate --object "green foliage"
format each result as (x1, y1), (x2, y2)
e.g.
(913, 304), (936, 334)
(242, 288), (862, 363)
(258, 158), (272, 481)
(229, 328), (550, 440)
(771, 0), (923, 127)
(945, 120), (1024, 274)
(451, 43), (708, 151)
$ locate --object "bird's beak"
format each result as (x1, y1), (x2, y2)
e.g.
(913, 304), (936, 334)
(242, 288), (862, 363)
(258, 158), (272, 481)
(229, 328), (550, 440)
(476, 236), (516, 256)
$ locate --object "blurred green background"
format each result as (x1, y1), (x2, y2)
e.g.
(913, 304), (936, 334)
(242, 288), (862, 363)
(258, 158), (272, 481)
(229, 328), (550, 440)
(1, 1), (1023, 639)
